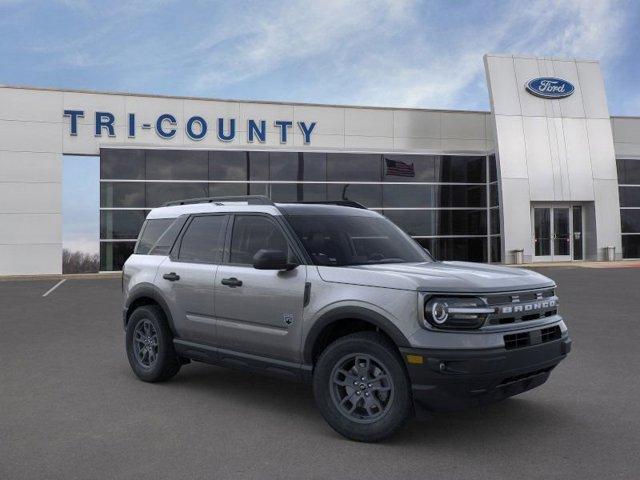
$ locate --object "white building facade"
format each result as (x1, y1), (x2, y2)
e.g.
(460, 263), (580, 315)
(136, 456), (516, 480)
(1, 53), (639, 275)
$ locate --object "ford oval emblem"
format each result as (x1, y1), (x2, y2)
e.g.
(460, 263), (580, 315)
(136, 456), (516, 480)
(526, 77), (575, 99)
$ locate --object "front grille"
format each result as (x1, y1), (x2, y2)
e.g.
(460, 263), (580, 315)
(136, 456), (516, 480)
(486, 288), (558, 326)
(499, 366), (555, 386)
(504, 326), (562, 350)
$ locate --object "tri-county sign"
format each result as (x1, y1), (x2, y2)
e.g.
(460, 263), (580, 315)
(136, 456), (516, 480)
(63, 110), (317, 144)
(525, 77), (575, 99)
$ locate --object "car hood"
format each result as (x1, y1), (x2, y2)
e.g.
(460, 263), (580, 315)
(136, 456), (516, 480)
(316, 261), (554, 293)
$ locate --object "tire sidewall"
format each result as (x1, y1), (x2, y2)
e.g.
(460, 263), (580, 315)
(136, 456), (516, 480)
(313, 332), (412, 442)
(125, 305), (177, 382)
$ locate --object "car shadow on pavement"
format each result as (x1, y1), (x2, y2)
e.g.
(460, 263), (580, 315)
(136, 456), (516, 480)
(135, 361), (574, 444)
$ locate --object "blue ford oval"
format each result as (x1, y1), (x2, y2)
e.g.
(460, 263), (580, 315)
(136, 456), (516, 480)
(526, 77), (575, 99)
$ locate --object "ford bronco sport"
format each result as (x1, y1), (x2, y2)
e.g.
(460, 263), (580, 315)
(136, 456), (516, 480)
(122, 195), (571, 441)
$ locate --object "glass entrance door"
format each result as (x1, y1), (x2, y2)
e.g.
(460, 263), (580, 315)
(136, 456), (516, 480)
(533, 206), (581, 261)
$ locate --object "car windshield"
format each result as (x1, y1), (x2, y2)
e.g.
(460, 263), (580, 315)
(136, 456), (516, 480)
(286, 214), (432, 266)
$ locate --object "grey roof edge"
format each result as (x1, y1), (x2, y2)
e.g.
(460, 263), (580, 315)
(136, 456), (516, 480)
(0, 83), (490, 115)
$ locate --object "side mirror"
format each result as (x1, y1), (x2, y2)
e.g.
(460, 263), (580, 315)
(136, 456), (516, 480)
(252, 249), (297, 271)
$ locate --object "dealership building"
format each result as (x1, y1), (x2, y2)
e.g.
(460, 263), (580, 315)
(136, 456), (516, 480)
(1, 53), (640, 275)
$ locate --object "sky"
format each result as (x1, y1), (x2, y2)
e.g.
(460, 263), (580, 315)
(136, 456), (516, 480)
(2, 0), (639, 254)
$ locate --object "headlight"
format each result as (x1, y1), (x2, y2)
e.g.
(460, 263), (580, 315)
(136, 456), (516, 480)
(423, 297), (495, 330)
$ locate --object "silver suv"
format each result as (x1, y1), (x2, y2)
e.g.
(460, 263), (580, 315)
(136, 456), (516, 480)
(122, 196), (571, 441)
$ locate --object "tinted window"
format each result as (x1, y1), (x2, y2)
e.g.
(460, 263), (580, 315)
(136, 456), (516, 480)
(416, 237), (487, 262)
(490, 209), (501, 235)
(270, 152), (300, 181)
(619, 186), (640, 207)
(229, 215), (290, 265)
(209, 183), (248, 197)
(621, 210), (640, 233)
(249, 151), (269, 181)
(622, 235), (640, 259)
(101, 210), (146, 240)
(100, 182), (145, 208)
(178, 215), (227, 263)
(382, 209), (486, 236)
(436, 156), (486, 183)
(135, 218), (176, 254)
(210, 151), (248, 180)
(491, 236), (501, 262)
(100, 241), (135, 271)
(302, 153), (327, 181)
(617, 159), (640, 185)
(100, 149), (145, 179)
(489, 183), (499, 206)
(327, 154), (381, 182)
(146, 183), (208, 207)
(146, 150), (208, 180)
(287, 214), (430, 266)
(327, 184), (382, 208)
(489, 154), (498, 182)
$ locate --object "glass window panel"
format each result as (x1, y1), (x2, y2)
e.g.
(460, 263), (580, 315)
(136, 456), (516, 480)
(489, 154), (497, 182)
(416, 237), (487, 262)
(490, 236), (502, 263)
(490, 208), (501, 234)
(178, 215), (227, 264)
(100, 241), (135, 271)
(383, 210), (486, 236)
(619, 186), (640, 207)
(100, 182), (145, 208)
(100, 149), (145, 179)
(382, 155), (436, 182)
(435, 156), (486, 183)
(229, 215), (290, 265)
(327, 154), (381, 182)
(383, 184), (430, 208)
(145, 150), (208, 180)
(146, 183), (208, 207)
(621, 210), (640, 233)
(435, 185), (486, 208)
(136, 218), (176, 254)
(100, 210), (146, 240)
(617, 159), (640, 185)
(622, 235), (640, 259)
(270, 183), (300, 203)
(302, 153), (327, 181)
(249, 183), (269, 196)
(534, 208), (551, 256)
(146, 218), (184, 256)
(209, 183), (248, 197)
(249, 152), (269, 181)
(270, 152), (300, 181)
(489, 183), (499, 206)
(209, 151), (248, 180)
(327, 184), (382, 208)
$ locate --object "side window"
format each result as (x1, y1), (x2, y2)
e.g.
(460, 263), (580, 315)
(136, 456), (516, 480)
(136, 218), (175, 254)
(229, 215), (290, 265)
(177, 215), (227, 264)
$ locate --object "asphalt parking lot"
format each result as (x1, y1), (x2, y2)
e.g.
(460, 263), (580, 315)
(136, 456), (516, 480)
(1, 266), (639, 480)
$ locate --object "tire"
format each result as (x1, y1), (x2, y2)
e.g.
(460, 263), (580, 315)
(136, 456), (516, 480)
(126, 305), (181, 382)
(313, 331), (412, 442)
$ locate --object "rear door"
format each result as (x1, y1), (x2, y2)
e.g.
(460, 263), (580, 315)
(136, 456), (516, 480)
(158, 214), (229, 345)
(214, 214), (307, 362)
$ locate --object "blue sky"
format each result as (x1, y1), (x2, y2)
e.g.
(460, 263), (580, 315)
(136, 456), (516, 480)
(2, 0), (639, 113)
(2, 0), (639, 254)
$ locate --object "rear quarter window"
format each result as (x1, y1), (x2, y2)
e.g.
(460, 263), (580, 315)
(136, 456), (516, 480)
(135, 218), (176, 255)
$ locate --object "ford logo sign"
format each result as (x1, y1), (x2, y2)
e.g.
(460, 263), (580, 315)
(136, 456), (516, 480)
(526, 77), (575, 99)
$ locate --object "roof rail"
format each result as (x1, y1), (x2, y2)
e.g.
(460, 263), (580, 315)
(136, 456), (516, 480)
(163, 195), (275, 207)
(297, 200), (368, 209)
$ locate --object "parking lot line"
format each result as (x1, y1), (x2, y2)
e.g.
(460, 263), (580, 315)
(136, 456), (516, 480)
(42, 279), (66, 297)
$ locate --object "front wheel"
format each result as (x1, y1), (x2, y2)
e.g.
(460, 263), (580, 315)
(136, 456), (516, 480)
(125, 305), (181, 382)
(313, 331), (412, 442)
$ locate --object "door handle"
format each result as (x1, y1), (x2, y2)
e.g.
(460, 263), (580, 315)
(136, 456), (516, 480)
(162, 272), (180, 282)
(221, 277), (243, 288)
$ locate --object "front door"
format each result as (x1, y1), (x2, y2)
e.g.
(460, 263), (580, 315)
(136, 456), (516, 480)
(214, 214), (307, 362)
(532, 206), (582, 261)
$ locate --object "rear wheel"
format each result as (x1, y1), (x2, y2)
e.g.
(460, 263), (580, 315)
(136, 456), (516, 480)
(126, 305), (181, 382)
(313, 331), (412, 442)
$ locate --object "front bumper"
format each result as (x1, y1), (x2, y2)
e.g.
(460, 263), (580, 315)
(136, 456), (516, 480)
(400, 334), (571, 412)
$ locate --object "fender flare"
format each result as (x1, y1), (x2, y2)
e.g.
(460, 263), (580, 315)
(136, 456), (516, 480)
(124, 283), (177, 335)
(302, 306), (411, 364)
